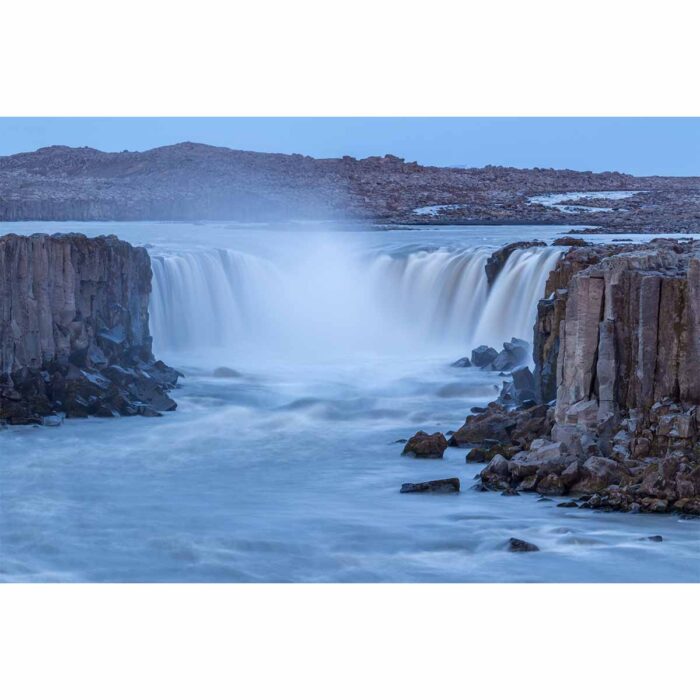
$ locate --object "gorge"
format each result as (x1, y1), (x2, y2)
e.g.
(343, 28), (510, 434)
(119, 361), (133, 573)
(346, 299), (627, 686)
(1, 221), (698, 582)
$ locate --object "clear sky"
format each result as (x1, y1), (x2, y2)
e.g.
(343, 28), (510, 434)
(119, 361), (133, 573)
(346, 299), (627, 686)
(0, 117), (697, 176)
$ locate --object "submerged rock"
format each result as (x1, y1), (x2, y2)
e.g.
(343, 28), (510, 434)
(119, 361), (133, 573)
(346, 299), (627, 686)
(451, 357), (472, 368)
(400, 478), (460, 493)
(402, 431), (449, 458)
(507, 538), (540, 552)
(213, 366), (241, 378)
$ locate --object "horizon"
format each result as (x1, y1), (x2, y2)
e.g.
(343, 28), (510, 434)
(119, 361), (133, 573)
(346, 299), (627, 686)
(0, 117), (698, 177)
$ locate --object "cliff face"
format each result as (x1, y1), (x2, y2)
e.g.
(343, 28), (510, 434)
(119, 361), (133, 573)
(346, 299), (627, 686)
(478, 238), (700, 515)
(0, 233), (178, 424)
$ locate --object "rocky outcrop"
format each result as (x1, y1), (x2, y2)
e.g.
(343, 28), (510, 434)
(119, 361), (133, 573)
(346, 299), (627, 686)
(475, 238), (700, 515)
(0, 232), (178, 424)
(484, 241), (546, 286)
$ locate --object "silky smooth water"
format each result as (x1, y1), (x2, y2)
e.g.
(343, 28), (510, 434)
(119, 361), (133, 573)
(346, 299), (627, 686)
(1, 222), (698, 582)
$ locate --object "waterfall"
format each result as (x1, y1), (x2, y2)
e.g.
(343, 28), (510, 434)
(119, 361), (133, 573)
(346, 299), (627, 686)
(149, 240), (562, 362)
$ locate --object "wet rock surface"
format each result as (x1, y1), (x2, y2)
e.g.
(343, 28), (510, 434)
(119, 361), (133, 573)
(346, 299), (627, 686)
(0, 233), (179, 424)
(508, 538), (540, 552)
(402, 431), (449, 458)
(485, 241), (546, 286)
(400, 478), (460, 493)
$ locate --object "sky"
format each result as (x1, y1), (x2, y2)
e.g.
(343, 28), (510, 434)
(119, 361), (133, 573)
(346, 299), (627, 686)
(0, 117), (697, 176)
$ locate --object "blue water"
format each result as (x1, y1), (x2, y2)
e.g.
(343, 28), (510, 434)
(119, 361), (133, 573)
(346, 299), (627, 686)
(1, 222), (699, 582)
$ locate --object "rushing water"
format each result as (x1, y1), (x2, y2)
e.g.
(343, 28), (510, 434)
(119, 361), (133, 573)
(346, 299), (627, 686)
(1, 222), (699, 583)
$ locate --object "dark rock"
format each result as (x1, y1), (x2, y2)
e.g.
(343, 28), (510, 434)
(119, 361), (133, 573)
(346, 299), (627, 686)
(557, 500), (579, 508)
(451, 357), (472, 368)
(507, 538), (540, 552)
(485, 241), (546, 286)
(552, 236), (589, 247)
(511, 366), (535, 404)
(402, 431), (449, 458)
(642, 535), (663, 542)
(400, 478), (460, 493)
(501, 488), (520, 497)
(471, 345), (498, 368)
(213, 366), (241, 378)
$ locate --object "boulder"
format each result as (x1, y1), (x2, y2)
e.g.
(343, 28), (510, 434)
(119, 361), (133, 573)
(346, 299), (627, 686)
(400, 478), (460, 493)
(511, 366), (536, 404)
(402, 431), (449, 458)
(471, 345), (499, 368)
(569, 456), (628, 494)
(507, 538), (540, 553)
(451, 357), (472, 368)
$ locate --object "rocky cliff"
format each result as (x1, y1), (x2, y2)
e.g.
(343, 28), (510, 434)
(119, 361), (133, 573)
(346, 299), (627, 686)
(0, 233), (178, 425)
(473, 238), (700, 515)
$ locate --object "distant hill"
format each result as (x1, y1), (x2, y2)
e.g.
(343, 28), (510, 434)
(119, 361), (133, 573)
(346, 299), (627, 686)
(0, 142), (698, 231)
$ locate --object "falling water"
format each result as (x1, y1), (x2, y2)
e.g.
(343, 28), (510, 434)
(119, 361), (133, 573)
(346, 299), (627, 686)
(149, 240), (563, 362)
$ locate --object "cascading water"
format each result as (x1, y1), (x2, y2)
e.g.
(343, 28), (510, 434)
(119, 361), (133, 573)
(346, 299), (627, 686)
(149, 239), (563, 363)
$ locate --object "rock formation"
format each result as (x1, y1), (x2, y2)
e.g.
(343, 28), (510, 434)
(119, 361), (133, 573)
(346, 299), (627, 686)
(470, 238), (700, 515)
(0, 232), (178, 425)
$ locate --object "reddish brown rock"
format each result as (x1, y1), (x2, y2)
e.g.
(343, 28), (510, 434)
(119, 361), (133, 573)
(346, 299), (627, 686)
(402, 431), (449, 458)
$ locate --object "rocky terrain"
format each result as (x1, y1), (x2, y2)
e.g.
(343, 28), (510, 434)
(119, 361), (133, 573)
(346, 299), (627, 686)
(0, 233), (178, 425)
(0, 142), (698, 233)
(456, 238), (700, 515)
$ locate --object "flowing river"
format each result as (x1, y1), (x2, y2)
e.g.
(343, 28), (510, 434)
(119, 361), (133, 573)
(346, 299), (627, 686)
(1, 222), (698, 582)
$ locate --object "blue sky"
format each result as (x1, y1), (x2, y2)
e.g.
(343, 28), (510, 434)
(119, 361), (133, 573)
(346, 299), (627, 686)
(0, 118), (697, 176)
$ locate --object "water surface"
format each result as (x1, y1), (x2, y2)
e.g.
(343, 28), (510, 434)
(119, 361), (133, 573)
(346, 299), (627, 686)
(1, 222), (698, 582)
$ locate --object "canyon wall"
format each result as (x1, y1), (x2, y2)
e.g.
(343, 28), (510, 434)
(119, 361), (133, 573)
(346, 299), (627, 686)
(478, 238), (700, 514)
(0, 233), (178, 424)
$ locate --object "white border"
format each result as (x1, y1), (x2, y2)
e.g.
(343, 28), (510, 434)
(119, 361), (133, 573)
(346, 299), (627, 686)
(1, 2), (699, 698)
(2, 584), (698, 699)
(2, 1), (699, 116)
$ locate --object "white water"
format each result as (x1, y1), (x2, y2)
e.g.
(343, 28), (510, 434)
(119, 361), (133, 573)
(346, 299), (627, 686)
(1, 222), (698, 582)
(149, 238), (562, 361)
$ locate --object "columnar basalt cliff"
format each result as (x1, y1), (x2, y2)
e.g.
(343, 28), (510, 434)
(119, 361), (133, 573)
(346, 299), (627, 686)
(0, 233), (179, 425)
(470, 238), (700, 514)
